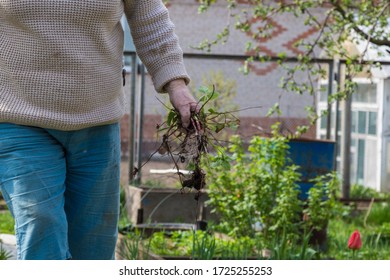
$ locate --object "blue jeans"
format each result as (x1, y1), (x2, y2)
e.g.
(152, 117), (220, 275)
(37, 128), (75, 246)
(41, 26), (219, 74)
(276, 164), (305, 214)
(0, 123), (120, 260)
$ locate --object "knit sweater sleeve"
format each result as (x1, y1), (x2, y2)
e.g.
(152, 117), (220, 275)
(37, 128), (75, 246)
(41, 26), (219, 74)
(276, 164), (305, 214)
(123, 0), (190, 93)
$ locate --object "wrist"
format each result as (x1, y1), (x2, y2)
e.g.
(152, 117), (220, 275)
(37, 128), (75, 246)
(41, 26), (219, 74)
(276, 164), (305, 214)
(164, 79), (186, 93)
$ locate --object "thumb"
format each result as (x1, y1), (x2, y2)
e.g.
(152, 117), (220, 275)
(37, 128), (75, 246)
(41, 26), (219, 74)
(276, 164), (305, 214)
(178, 103), (192, 128)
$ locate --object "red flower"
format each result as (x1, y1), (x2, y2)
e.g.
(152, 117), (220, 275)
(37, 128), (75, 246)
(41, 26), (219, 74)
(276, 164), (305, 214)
(348, 230), (362, 250)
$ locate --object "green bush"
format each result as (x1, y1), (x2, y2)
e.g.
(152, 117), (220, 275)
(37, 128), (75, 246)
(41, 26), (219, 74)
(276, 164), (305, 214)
(350, 184), (389, 199)
(204, 125), (342, 250)
(204, 131), (302, 240)
(303, 173), (341, 231)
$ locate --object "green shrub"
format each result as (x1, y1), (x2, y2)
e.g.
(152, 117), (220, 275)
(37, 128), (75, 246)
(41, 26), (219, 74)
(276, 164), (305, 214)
(204, 130), (303, 240)
(204, 124), (343, 251)
(350, 184), (389, 199)
(303, 173), (341, 231)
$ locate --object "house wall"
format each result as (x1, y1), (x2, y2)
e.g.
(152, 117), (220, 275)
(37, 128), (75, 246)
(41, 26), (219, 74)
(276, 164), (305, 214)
(120, 0), (329, 153)
(164, 0), (327, 119)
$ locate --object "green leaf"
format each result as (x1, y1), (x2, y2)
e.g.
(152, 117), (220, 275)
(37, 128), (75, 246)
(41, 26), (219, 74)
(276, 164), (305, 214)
(198, 86), (209, 94)
(208, 108), (217, 114)
(166, 110), (176, 126)
(215, 123), (225, 133)
(199, 89), (220, 103)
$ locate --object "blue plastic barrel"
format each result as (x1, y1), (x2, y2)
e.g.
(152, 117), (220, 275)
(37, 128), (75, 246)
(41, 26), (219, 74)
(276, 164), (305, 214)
(288, 139), (336, 200)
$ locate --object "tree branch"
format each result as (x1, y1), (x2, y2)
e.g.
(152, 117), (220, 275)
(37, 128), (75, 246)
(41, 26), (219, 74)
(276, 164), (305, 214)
(332, 2), (390, 47)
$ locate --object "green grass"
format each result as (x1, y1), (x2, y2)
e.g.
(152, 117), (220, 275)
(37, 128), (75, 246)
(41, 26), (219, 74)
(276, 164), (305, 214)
(118, 202), (390, 260)
(118, 186), (132, 230)
(365, 203), (390, 226)
(0, 210), (15, 235)
(325, 203), (390, 260)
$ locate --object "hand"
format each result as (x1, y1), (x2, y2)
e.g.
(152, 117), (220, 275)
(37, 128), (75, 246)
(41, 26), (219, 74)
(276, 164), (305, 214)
(164, 79), (200, 128)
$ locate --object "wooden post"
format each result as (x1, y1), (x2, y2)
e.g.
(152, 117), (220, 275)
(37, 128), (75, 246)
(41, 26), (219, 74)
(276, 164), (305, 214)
(340, 63), (352, 199)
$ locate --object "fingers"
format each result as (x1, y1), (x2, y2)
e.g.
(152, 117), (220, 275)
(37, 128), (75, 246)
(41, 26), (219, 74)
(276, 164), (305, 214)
(190, 101), (201, 114)
(174, 101), (197, 128)
(179, 103), (192, 128)
(165, 79), (201, 129)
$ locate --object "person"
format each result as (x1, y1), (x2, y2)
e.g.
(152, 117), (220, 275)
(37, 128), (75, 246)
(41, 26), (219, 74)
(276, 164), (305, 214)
(0, 0), (199, 260)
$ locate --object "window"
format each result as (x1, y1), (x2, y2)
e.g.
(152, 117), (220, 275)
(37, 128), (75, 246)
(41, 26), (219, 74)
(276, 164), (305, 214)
(350, 138), (357, 182)
(351, 111), (357, 133)
(320, 111), (328, 129)
(319, 84), (328, 102)
(319, 81), (338, 103)
(358, 111), (367, 134)
(351, 110), (377, 136)
(331, 81), (379, 188)
(368, 112), (377, 135)
(353, 83), (377, 104)
(357, 139), (365, 182)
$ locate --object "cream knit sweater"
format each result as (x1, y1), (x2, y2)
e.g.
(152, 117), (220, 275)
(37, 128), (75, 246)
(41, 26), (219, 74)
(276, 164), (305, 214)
(0, 0), (190, 131)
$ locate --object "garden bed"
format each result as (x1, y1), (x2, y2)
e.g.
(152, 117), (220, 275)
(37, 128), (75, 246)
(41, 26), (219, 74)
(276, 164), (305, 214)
(116, 205), (390, 261)
(123, 185), (218, 225)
